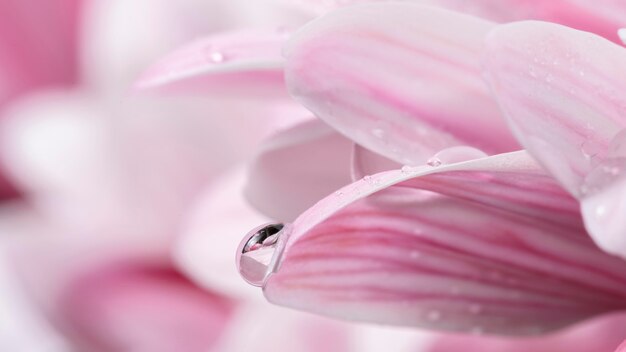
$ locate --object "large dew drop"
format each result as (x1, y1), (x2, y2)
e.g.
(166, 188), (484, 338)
(236, 223), (287, 287)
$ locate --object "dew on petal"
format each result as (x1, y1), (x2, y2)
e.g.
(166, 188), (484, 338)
(426, 157), (442, 167)
(208, 51), (225, 63)
(581, 129), (626, 196)
(237, 223), (288, 287)
(428, 146), (488, 166)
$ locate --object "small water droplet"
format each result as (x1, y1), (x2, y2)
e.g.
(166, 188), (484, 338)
(427, 146), (488, 167)
(209, 51), (225, 63)
(401, 165), (415, 174)
(581, 129), (626, 197)
(363, 175), (373, 183)
(426, 310), (442, 322)
(335, 190), (344, 197)
(237, 223), (287, 287)
(426, 157), (442, 167)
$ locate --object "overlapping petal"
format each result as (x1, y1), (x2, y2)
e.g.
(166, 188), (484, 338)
(262, 152), (626, 335)
(245, 118), (354, 221)
(483, 21), (626, 257)
(136, 29), (288, 98)
(284, 0), (626, 42)
(284, 3), (519, 165)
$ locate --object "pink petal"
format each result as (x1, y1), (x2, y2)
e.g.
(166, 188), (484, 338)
(351, 144), (402, 181)
(82, 0), (309, 92)
(261, 152), (626, 335)
(285, 0), (626, 42)
(285, 3), (519, 165)
(136, 29), (288, 98)
(617, 340), (626, 352)
(429, 313), (626, 352)
(244, 117), (354, 221)
(483, 21), (626, 257)
(0, 0), (81, 108)
(0, 92), (296, 238)
(57, 262), (234, 352)
(176, 168), (272, 297)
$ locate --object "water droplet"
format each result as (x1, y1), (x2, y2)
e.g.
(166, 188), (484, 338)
(427, 146), (487, 167)
(401, 165), (416, 174)
(237, 223), (287, 287)
(334, 190), (344, 197)
(581, 129), (626, 197)
(426, 157), (442, 167)
(209, 51), (225, 63)
(363, 175), (372, 183)
(426, 310), (442, 322)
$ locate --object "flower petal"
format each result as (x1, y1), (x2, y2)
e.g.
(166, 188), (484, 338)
(244, 117), (354, 222)
(285, 3), (519, 165)
(136, 29), (287, 98)
(429, 313), (626, 352)
(0, 91), (293, 236)
(57, 262), (234, 352)
(483, 21), (626, 257)
(351, 144), (401, 181)
(176, 168), (271, 298)
(262, 152), (626, 335)
(0, 0), (80, 107)
(284, 0), (626, 42)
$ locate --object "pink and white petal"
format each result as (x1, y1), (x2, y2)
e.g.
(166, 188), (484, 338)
(244, 118), (354, 222)
(261, 152), (626, 335)
(57, 262), (234, 352)
(82, 0), (308, 93)
(214, 303), (355, 352)
(0, 242), (70, 352)
(484, 21), (626, 195)
(429, 313), (626, 352)
(285, 3), (519, 165)
(483, 21), (626, 257)
(351, 144), (402, 181)
(0, 0), (81, 108)
(0, 91), (291, 239)
(136, 29), (288, 98)
(2, 207), (234, 352)
(176, 168), (271, 298)
(284, 0), (626, 42)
